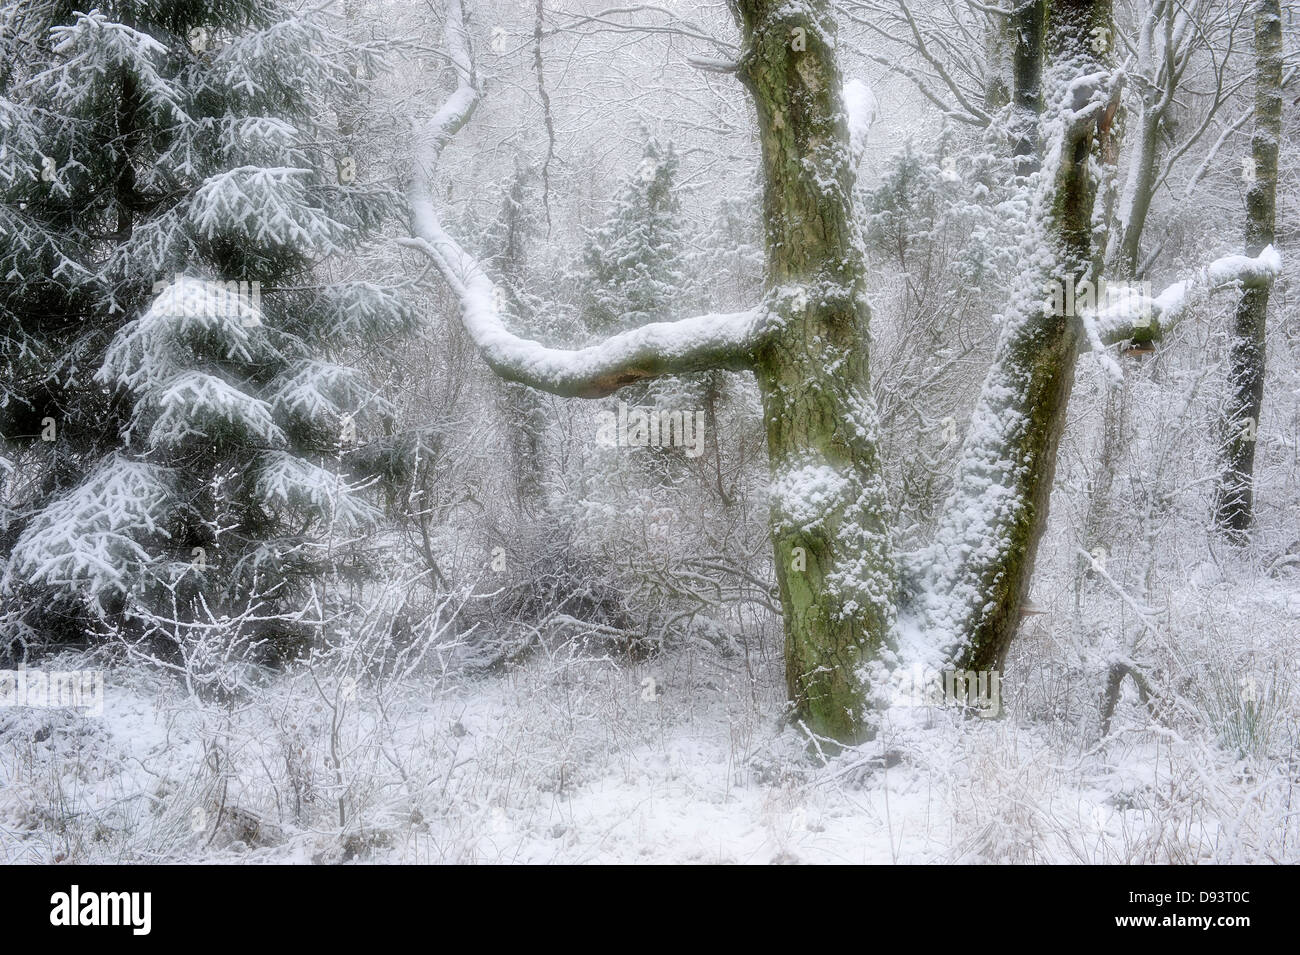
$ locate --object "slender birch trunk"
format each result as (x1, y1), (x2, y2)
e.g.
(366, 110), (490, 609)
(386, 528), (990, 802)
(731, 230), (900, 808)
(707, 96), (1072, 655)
(1214, 0), (1283, 537)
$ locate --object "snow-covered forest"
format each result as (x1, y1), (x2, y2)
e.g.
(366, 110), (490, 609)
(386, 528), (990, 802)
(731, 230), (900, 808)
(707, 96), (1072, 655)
(0, 0), (1297, 864)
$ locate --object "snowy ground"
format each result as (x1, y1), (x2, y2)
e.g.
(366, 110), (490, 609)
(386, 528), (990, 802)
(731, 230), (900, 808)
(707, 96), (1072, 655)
(3, 594), (1295, 864)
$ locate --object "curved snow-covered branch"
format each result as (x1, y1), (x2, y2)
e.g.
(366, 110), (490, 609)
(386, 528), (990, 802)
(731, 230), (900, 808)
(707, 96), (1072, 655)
(1088, 246), (1283, 348)
(401, 234), (763, 397)
(409, 0), (480, 248)
(407, 0), (764, 399)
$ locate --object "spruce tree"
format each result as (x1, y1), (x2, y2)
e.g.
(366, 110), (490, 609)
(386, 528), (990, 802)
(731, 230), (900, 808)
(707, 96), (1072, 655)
(0, 1), (412, 661)
(577, 135), (706, 468)
(579, 137), (687, 336)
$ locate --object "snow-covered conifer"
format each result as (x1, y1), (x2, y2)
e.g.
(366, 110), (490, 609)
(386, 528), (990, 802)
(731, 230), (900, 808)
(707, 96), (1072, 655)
(0, 1), (412, 654)
(578, 137), (688, 336)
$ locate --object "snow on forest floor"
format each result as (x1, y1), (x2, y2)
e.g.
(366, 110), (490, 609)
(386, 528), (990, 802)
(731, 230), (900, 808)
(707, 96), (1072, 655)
(2, 591), (1297, 864)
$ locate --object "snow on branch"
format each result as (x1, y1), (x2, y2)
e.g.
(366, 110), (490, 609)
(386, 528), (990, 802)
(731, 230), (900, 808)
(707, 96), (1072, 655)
(405, 0), (765, 399)
(255, 451), (380, 532)
(1088, 246), (1283, 348)
(686, 55), (739, 73)
(4, 456), (172, 609)
(43, 11), (186, 124)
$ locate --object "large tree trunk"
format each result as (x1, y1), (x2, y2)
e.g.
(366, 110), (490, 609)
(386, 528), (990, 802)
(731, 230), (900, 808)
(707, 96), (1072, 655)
(1214, 0), (1283, 537)
(735, 0), (896, 743)
(922, 0), (1115, 673)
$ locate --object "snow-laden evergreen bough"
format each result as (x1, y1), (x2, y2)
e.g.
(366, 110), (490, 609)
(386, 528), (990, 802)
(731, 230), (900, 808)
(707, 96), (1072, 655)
(406, 0), (1281, 744)
(0, 1), (414, 667)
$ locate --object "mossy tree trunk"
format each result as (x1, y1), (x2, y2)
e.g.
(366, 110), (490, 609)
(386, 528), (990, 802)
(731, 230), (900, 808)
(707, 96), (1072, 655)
(925, 0), (1115, 673)
(734, 0), (896, 743)
(1214, 0), (1283, 538)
